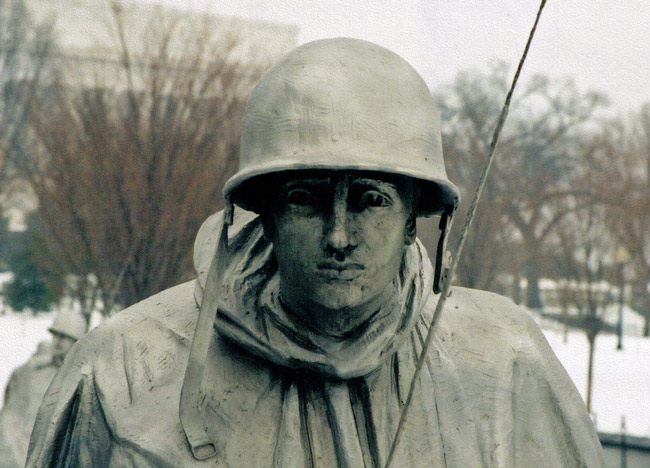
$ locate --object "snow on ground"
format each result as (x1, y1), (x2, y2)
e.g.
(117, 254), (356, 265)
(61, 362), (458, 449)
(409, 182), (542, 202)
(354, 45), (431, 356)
(0, 296), (648, 438)
(541, 326), (650, 438)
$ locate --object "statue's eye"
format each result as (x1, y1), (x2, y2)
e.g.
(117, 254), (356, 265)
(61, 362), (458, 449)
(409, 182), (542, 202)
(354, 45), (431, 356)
(358, 190), (390, 210)
(286, 188), (316, 207)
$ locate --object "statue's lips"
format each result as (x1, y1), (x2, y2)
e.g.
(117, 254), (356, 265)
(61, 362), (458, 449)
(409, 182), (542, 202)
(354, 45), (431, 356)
(316, 261), (364, 280)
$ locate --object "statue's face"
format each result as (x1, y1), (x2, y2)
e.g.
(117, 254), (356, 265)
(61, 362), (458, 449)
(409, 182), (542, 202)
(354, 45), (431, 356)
(51, 332), (76, 367)
(264, 171), (417, 333)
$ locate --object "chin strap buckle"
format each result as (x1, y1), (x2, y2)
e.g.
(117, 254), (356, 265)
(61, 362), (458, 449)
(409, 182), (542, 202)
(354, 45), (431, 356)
(433, 207), (455, 294)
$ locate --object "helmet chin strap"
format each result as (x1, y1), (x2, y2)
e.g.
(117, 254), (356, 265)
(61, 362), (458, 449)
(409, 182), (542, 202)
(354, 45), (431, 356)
(180, 202), (233, 460)
(433, 207), (455, 294)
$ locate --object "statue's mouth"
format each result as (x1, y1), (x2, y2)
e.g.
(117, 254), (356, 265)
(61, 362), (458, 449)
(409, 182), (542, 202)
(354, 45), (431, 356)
(317, 261), (364, 280)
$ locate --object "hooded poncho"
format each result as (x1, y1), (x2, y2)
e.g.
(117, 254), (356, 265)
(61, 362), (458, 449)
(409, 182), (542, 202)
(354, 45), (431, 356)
(0, 345), (57, 468)
(26, 209), (605, 467)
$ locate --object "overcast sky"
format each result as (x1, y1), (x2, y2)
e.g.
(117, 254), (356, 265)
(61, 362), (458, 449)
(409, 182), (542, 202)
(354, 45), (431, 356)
(149, 0), (648, 115)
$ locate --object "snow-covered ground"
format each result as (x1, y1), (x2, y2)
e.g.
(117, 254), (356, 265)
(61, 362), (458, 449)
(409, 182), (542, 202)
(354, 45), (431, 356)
(0, 300), (648, 438)
(541, 326), (650, 437)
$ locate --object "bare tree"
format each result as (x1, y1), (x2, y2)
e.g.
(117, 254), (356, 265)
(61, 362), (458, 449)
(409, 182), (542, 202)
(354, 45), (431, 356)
(0, 0), (52, 196)
(594, 106), (650, 336)
(553, 205), (615, 412)
(437, 63), (512, 293)
(498, 77), (607, 308)
(438, 63), (608, 306)
(19, 4), (267, 316)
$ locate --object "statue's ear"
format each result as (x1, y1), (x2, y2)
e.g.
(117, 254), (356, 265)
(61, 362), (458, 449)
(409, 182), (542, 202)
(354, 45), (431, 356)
(404, 212), (417, 245)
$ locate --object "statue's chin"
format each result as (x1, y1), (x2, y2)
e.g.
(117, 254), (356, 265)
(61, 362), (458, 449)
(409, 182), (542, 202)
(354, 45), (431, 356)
(313, 282), (367, 310)
(282, 280), (393, 335)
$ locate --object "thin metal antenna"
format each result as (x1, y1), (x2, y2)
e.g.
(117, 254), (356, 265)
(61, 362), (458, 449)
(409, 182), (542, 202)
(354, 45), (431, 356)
(383, 1), (548, 466)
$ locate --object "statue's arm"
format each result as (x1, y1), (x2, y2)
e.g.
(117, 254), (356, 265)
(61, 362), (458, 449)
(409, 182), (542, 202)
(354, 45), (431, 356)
(25, 338), (113, 468)
(511, 311), (607, 468)
(443, 288), (606, 467)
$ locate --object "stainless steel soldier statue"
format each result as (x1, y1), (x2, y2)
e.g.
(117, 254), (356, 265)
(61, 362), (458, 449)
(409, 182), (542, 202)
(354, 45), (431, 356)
(27, 38), (605, 468)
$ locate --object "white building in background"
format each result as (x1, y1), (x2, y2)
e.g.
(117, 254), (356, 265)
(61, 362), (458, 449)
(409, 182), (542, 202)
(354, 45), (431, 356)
(24, 0), (298, 67)
(0, 0), (298, 231)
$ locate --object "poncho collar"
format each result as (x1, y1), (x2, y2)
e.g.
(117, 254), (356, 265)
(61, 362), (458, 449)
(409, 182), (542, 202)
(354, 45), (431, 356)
(194, 209), (433, 380)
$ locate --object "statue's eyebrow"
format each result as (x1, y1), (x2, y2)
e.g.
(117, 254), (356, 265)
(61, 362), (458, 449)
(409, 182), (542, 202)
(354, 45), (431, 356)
(348, 177), (398, 195)
(277, 176), (400, 200)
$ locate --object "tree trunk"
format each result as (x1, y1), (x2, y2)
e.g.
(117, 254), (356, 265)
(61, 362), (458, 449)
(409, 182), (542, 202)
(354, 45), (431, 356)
(641, 286), (650, 337)
(523, 259), (543, 309)
(585, 333), (596, 413)
(561, 297), (569, 343)
(513, 267), (522, 305)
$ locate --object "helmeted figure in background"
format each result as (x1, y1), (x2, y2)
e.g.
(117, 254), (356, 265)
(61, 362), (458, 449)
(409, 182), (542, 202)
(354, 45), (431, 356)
(0, 309), (86, 468)
(27, 38), (605, 467)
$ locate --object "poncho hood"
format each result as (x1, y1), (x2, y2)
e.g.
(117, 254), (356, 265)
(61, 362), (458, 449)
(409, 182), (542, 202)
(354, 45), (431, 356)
(193, 208), (434, 379)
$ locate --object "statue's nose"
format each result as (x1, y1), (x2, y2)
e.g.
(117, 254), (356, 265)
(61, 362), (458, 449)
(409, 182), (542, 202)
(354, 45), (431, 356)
(323, 183), (357, 255)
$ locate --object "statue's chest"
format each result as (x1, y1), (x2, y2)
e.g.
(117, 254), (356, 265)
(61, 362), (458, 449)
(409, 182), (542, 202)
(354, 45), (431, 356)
(105, 335), (454, 468)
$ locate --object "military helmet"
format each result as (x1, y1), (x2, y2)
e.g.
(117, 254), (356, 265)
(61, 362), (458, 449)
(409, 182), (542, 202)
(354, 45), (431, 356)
(223, 37), (460, 216)
(48, 309), (87, 341)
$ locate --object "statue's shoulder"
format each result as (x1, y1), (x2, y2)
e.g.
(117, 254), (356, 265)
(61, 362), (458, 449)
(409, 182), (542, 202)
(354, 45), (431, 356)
(437, 287), (547, 365)
(81, 280), (199, 356)
(56, 281), (200, 403)
(5, 356), (55, 391)
(443, 286), (536, 327)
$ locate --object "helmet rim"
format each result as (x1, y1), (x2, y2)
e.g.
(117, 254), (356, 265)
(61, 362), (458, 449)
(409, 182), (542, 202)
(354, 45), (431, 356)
(224, 38), (460, 216)
(225, 157), (460, 216)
